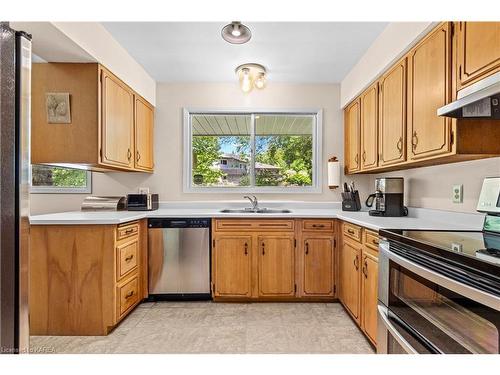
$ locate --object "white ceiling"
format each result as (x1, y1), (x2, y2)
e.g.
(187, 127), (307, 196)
(102, 22), (388, 83)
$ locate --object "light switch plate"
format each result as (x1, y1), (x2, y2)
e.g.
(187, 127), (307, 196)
(452, 184), (463, 203)
(138, 187), (150, 194)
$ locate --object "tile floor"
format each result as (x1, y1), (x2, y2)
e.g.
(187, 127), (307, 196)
(30, 302), (375, 354)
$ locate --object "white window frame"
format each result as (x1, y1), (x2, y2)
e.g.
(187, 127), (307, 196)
(30, 166), (92, 194)
(183, 108), (323, 194)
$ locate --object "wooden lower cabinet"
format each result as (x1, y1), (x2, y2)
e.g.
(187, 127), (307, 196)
(29, 220), (147, 336)
(212, 219), (337, 301)
(361, 249), (378, 345)
(339, 238), (362, 322)
(213, 235), (252, 297)
(339, 222), (379, 347)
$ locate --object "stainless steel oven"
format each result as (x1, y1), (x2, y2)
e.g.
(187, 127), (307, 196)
(378, 237), (500, 354)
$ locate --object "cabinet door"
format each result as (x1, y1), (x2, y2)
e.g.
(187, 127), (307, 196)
(302, 236), (335, 296)
(340, 239), (361, 322)
(457, 22), (500, 89)
(379, 59), (406, 167)
(361, 250), (378, 345)
(134, 96), (154, 171)
(258, 235), (295, 297)
(344, 99), (361, 174)
(213, 235), (252, 297)
(408, 23), (452, 161)
(100, 69), (134, 168)
(360, 83), (378, 171)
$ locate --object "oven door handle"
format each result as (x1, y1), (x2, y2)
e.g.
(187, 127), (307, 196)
(378, 304), (418, 354)
(379, 242), (500, 311)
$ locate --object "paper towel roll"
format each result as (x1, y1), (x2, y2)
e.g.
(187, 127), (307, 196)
(328, 157), (340, 189)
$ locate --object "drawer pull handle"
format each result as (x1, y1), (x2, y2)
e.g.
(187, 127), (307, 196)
(312, 224), (325, 228)
(124, 228), (135, 234)
(125, 291), (135, 299)
(354, 255), (359, 270)
(125, 255), (134, 262)
(347, 229), (355, 235)
(305, 242), (309, 255)
(372, 239), (379, 246)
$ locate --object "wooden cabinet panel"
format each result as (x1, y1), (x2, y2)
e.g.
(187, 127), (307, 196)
(134, 96), (154, 171)
(340, 239), (362, 321)
(345, 99), (361, 173)
(360, 82), (379, 170)
(117, 275), (139, 319)
(101, 69), (134, 168)
(258, 235), (295, 297)
(408, 23), (452, 161)
(363, 230), (380, 251)
(215, 219), (294, 232)
(117, 239), (138, 280)
(302, 236), (335, 296)
(343, 222), (362, 243)
(302, 219), (334, 232)
(361, 250), (378, 345)
(213, 235), (252, 297)
(457, 22), (500, 89)
(379, 59), (406, 167)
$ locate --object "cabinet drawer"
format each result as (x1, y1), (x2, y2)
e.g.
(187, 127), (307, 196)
(117, 222), (139, 241)
(343, 222), (362, 242)
(117, 275), (139, 318)
(302, 219), (335, 232)
(117, 239), (138, 280)
(364, 230), (380, 251)
(215, 219), (294, 232)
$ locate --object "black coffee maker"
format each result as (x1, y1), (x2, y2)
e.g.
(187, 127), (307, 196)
(366, 177), (408, 217)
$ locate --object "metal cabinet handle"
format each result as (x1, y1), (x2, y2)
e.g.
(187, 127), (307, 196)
(354, 154), (359, 165)
(305, 242), (309, 255)
(363, 259), (368, 278)
(262, 242), (265, 255)
(125, 291), (135, 299)
(347, 229), (355, 235)
(372, 238), (379, 246)
(412, 131), (418, 150)
(362, 150), (366, 162)
(124, 228), (135, 234)
(136, 151), (141, 162)
(125, 255), (134, 262)
(397, 137), (403, 155)
(127, 148), (132, 161)
(312, 224), (325, 228)
(244, 242), (248, 256)
(354, 255), (359, 270)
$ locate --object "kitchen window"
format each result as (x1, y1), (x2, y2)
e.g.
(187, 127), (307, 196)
(183, 109), (322, 193)
(31, 165), (92, 194)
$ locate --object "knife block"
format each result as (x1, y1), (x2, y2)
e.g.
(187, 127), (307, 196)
(341, 191), (361, 211)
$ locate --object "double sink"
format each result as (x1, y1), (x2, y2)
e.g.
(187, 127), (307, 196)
(220, 195), (291, 214)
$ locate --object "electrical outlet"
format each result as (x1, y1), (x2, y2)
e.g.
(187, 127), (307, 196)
(138, 187), (150, 194)
(451, 243), (463, 252)
(452, 184), (463, 203)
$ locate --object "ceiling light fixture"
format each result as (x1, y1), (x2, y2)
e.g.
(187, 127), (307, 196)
(235, 63), (267, 93)
(221, 21), (251, 44)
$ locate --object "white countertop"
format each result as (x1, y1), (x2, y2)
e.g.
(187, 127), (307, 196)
(29, 201), (485, 232)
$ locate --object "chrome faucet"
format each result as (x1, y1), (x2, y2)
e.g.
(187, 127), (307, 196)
(243, 195), (259, 211)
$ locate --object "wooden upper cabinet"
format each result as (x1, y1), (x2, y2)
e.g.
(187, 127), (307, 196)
(360, 83), (379, 171)
(379, 59), (407, 167)
(100, 68), (135, 169)
(340, 239), (361, 322)
(302, 236), (335, 296)
(213, 235), (252, 297)
(361, 250), (378, 345)
(31, 63), (154, 172)
(457, 22), (500, 90)
(345, 99), (361, 173)
(134, 96), (155, 171)
(258, 235), (295, 297)
(407, 22), (452, 161)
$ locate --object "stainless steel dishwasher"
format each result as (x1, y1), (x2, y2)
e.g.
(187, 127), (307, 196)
(148, 218), (211, 300)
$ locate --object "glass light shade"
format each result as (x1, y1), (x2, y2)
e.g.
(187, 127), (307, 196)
(254, 73), (267, 89)
(239, 68), (253, 93)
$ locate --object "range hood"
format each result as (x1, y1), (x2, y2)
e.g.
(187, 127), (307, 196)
(438, 71), (500, 119)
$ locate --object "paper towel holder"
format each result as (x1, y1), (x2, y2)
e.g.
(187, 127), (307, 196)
(328, 156), (340, 189)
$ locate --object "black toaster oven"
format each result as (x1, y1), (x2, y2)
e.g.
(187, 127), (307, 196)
(126, 194), (159, 211)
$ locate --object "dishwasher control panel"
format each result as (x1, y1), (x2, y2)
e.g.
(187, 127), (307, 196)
(148, 218), (211, 228)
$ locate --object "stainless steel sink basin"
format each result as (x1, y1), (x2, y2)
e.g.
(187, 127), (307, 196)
(220, 208), (292, 214)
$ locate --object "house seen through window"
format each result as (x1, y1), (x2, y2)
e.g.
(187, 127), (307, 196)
(188, 111), (319, 191)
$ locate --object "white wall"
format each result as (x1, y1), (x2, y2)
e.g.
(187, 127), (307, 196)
(12, 22), (156, 105)
(30, 82), (371, 214)
(340, 22), (434, 108)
